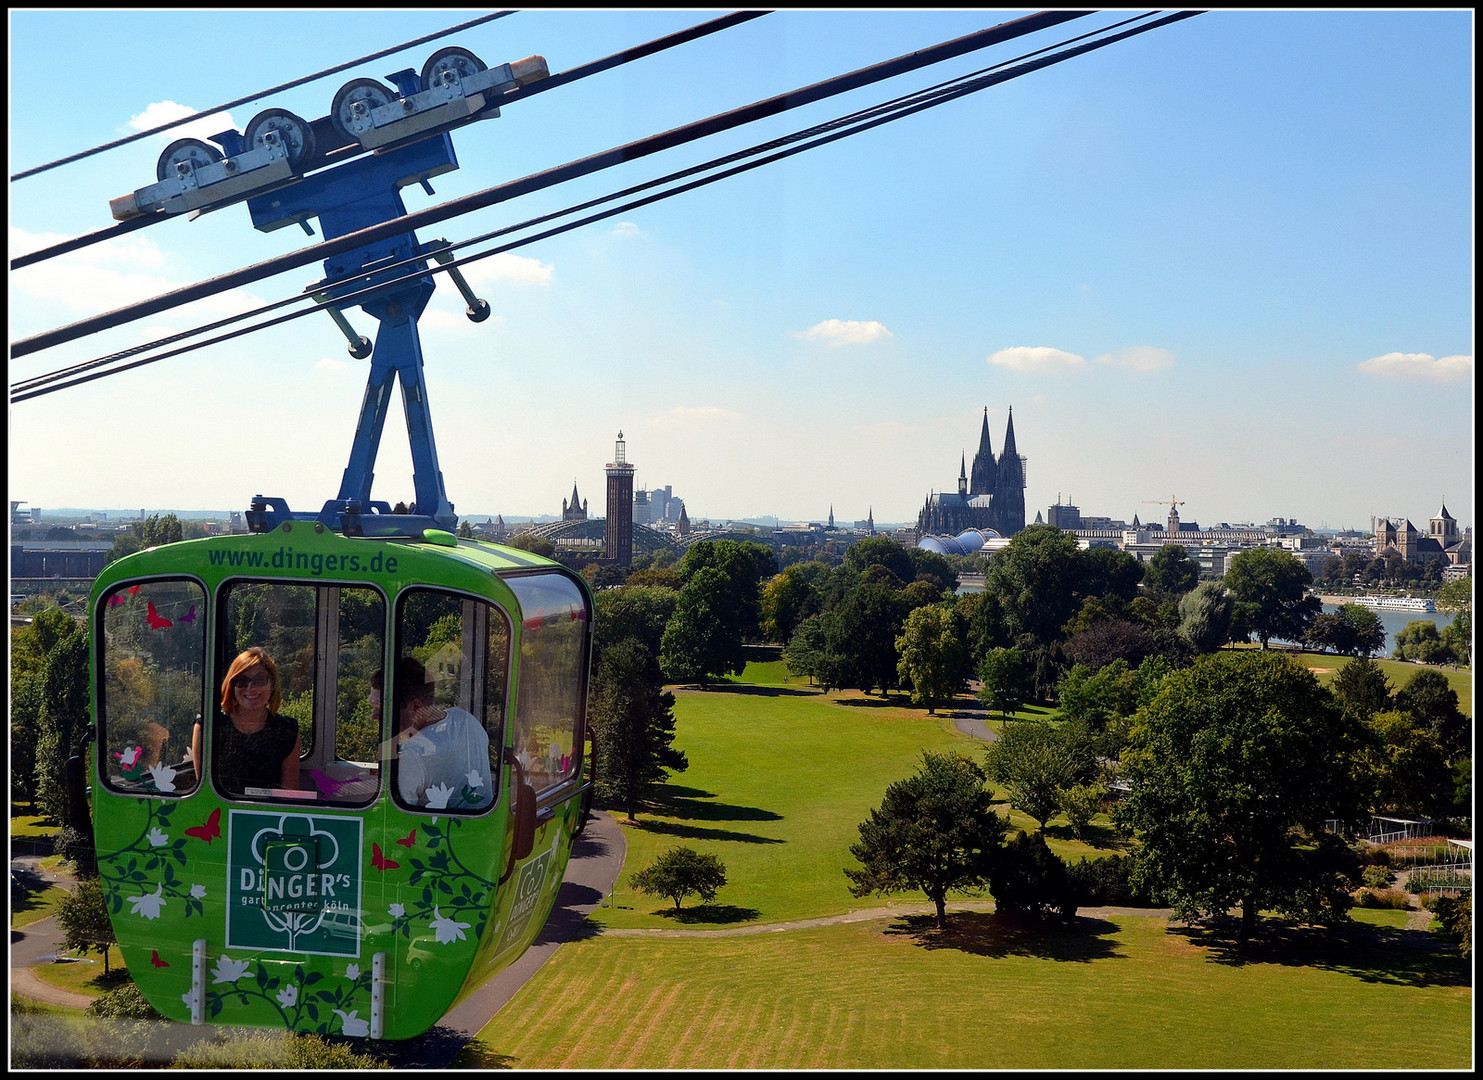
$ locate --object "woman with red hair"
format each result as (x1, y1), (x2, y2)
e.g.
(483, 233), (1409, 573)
(192, 647), (301, 795)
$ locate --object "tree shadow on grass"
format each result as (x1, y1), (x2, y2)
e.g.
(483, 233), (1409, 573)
(10, 863), (60, 924)
(834, 695), (912, 709)
(630, 819), (784, 845)
(1042, 821), (1130, 851)
(701, 683), (821, 698)
(884, 910), (1124, 962)
(652, 903), (763, 925)
(1173, 917), (1470, 988)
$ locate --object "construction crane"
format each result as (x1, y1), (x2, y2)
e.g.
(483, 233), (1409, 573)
(1143, 496), (1185, 535)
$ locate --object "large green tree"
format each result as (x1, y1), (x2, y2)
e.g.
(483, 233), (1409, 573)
(589, 640), (687, 820)
(976, 647), (1031, 719)
(630, 847), (727, 912)
(1143, 544), (1201, 600)
(982, 718), (1092, 830)
(594, 584), (678, 670)
(676, 538), (778, 642)
(1222, 547), (1321, 649)
(1329, 656), (1394, 720)
(1393, 669), (1469, 759)
(760, 560), (830, 644)
(845, 751), (1007, 930)
(895, 603), (969, 715)
(660, 566), (748, 687)
(1177, 580), (1235, 653)
(1116, 651), (1365, 943)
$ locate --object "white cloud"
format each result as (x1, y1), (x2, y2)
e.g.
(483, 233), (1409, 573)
(1356, 351), (1473, 383)
(986, 346), (1085, 374)
(794, 319), (893, 346)
(612, 221), (645, 239)
(1093, 346), (1174, 372)
(128, 101), (239, 144)
(9, 226), (265, 330)
(316, 357), (349, 371)
(455, 252), (553, 288)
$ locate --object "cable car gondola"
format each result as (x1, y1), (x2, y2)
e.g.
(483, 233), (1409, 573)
(74, 44), (594, 1042)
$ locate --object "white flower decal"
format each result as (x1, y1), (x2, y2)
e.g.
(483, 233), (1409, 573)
(464, 770), (484, 791)
(277, 985), (298, 1008)
(389, 902), (405, 919)
(147, 827), (169, 847)
(181, 988), (199, 1013)
(127, 883), (166, 920)
(425, 782), (456, 809)
(190, 884), (207, 899)
(431, 906), (471, 944)
(211, 955), (251, 985)
(345, 963), (360, 981)
(149, 762), (178, 793)
(335, 1009), (370, 1037)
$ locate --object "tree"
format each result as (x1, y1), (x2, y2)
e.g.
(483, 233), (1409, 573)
(34, 627), (91, 828)
(1393, 620), (1456, 665)
(827, 578), (910, 694)
(989, 829), (1077, 922)
(1338, 604), (1387, 657)
(589, 641), (687, 821)
(1116, 651), (1365, 943)
(594, 584), (677, 670)
(1329, 656), (1394, 719)
(845, 751), (1006, 930)
(971, 525), (1086, 649)
(1358, 710), (1452, 818)
(982, 719), (1089, 831)
(760, 560), (830, 644)
(1222, 547), (1321, 649)
(1143, 544), (1201, 600)
(976, 647), (1030, 719)
(660, 566), (747, 687)
(1393, 669), (1470, 759)
(895, 604), (969, 715)
(505, 532), (555, 558)
(630, 847), (727, 912)
(842, 535), (916, 586)
(55, 877), (117, 975)
(1062, 619), (1156, 672)
(676, 538), (778, 641)
(1178, 580), (1234, 653)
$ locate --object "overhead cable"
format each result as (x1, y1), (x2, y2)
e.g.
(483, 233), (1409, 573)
(8, 11), (517, 182)
(10, 9), (1091, 362)
(9, 10), (771, 272)
(11, 11), (1201, 402)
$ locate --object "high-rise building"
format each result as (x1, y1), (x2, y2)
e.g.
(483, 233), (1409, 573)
(605, 431), (635, 566)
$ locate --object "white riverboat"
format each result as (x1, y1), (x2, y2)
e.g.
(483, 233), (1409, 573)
(1347, 594), (1437, 612)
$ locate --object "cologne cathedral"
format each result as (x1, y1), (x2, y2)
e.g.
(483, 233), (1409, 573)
(915, 407), (1026, 538)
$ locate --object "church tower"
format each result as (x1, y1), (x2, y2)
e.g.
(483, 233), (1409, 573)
(969, 407), (998, 496)
(993, 407), (1026, 536)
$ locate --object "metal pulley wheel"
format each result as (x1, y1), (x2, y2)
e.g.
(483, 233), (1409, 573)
(330, 77), (396, 143)
(420, 46), (486, 91)
(243, 107), (316, 171)
(156, 138), (223, 182)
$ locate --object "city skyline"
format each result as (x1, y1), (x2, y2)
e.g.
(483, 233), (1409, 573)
(8, 10), (1474, 532)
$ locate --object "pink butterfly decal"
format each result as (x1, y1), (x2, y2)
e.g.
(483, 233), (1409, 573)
(178, 604), (197, 624)
(311, 770), (350, 797)
(371, 843), (399, 871)
(146, 601), (172, 630)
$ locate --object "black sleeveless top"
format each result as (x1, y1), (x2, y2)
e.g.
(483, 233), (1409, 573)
(209, 711), (299, 793)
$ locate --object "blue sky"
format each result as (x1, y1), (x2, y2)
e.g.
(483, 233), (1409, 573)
(8, 9), (1473, 532)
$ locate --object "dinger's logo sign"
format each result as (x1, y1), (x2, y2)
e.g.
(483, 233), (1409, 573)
(226, 810), (363, 957)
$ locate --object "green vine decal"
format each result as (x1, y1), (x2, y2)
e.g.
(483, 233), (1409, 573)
(96, 800), (207, 920)
(197, 956), (374, 1035)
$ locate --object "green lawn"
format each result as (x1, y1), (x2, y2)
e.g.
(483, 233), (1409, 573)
(593, 682), (969, 927)
(468, 913), (1469, 1069)
(1297, 653), (1472, 716)
(470, 660), (1470, 1068)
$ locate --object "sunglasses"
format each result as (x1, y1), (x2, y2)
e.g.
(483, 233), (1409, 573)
(233, 673), (273, 690)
